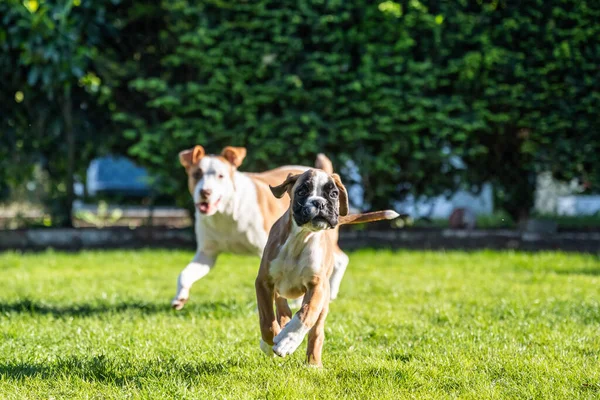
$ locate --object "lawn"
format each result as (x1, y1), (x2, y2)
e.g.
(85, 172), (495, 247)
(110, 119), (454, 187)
(0, 249), (599, 399)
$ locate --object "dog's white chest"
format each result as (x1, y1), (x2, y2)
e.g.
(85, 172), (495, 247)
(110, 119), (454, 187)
(195, 174), (268, 256)
(199, 213), (263, 254)
(269, 233), (323, 299)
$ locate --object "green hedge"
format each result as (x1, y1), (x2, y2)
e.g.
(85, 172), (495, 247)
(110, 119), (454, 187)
(2, 0), (598, 222)
(111, 0), (468, 209)
(111, 0), (599, 216)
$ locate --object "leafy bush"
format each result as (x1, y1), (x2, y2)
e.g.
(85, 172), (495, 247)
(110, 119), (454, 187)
(0, 0), (124, 225)
(2, 0), (598, 222)
(110, 0), (599, 218)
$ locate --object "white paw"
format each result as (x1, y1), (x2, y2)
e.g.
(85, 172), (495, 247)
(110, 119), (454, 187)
(273, 316), (310, 357)
(171, 298), (187, 310)
(260, 339), (275, 357)
(171, 288), (190, 310)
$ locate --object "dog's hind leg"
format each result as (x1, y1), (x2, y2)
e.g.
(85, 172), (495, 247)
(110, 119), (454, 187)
(275, 294), (292, 328)
(171, 252), (217, 310)
(306, 301), (329, 367)
(256, 275), (280, 357)
(329, 249), (349, 301)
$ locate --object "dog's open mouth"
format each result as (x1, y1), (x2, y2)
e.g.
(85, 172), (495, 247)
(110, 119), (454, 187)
(196, 197), (221, 214)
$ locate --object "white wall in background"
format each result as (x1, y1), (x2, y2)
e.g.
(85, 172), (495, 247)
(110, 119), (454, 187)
(534, 171), (584, 215)
(394, 184), (494, 219)
(557, 196), (600, 216)
(341, 159), (493, 218)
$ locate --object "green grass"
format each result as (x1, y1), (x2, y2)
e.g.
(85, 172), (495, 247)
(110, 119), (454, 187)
(1, 249), (599, 399)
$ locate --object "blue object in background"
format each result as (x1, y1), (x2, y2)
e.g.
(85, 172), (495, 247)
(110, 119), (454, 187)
(87, 156), (152, 197)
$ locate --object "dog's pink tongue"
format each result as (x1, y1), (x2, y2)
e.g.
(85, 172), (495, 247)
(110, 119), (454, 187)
(198, 202), (210, 213)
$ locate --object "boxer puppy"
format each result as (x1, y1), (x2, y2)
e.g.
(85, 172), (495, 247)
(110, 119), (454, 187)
(255, 169), (398, 367)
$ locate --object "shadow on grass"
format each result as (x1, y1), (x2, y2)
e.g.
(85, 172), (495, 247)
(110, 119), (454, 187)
(552, 267), (600, 276)
(0, 355), (239, 384)
(387, 352), (415, 363)
(0, 298), (251, 318)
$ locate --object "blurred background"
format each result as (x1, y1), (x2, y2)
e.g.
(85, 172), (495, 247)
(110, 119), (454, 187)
(1, 0), (599, 232)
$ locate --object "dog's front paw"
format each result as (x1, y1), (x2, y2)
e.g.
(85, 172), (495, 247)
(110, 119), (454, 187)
(171, 288), (190, 310)
(260, 339), (276, 357)
(171, 296), (188, 310)
(273, 316), (310, 357)
(273, 334), (303, 357)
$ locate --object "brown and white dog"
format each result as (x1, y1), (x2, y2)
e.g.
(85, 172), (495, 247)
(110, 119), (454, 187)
(255, 168), (398, 367)
(172, 145), (351, 310)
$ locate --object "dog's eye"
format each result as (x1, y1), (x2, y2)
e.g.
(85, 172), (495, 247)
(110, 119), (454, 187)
(330, 191), (339, 199)
(218, 174), (224, 179)
(193, 171), (203, 180)
(297, 188), (308, 197)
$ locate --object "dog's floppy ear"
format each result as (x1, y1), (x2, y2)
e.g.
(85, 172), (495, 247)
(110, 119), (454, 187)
(221, 146), (247, 168)
(270, 173), (300, 199)
(179, 145), (205, 168)
(331, 173), (349, 216)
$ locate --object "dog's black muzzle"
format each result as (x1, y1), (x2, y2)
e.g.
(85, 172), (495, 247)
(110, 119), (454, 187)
(293, 199), (338, 230)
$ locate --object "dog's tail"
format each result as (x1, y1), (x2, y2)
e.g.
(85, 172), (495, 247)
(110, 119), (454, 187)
(339, 210), (400, 225)
(314, 154), (397, 225)
(315, 153), (334, 174)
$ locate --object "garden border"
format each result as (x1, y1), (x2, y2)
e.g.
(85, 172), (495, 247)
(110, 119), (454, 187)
(1, 227), (599, 253)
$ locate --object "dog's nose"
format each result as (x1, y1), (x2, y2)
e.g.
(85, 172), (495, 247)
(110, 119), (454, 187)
(311, 198), (326, 210)
(200, 189), (212, 199)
